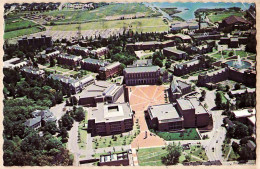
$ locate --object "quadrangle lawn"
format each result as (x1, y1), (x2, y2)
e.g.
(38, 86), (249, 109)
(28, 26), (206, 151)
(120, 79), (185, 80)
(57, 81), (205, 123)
(155, 128), (201, 141)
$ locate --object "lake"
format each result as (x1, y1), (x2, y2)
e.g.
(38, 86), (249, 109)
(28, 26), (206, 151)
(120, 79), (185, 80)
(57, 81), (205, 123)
(150, 2), (253, 20)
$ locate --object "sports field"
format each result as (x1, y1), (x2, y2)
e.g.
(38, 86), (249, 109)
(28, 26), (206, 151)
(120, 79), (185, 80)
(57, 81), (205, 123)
(4, 27), (42, 39)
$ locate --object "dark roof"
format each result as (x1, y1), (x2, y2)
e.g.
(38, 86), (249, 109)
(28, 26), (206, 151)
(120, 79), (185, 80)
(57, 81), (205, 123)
(223, 15), (251, 25)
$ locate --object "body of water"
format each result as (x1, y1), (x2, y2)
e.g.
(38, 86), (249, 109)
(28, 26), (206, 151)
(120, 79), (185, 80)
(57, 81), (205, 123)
(150, 2), (253, 20)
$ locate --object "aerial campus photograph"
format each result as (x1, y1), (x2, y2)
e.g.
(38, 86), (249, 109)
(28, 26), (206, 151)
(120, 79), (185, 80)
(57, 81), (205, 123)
(2, 1), (257, 167)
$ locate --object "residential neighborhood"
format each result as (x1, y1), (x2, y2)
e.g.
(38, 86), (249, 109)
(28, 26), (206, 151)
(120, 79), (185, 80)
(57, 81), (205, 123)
(3, 2), (257, 167)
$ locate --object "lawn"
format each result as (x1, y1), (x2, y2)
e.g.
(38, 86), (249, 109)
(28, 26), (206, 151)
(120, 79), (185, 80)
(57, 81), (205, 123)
(93, 120), (140, 149)
(46, 66), (71, 73)
(78, 111), (88, 150)
(208, 11), (245, 23)
(4, 27), (42, 39)
(50, 17), (167, 31)
(43, 3), (160, 24)
(155, 128), (201, 141)
(184, 145), (208, 161)
(138, 147), (167, 166)
(219, 91), (228, 104)
(5, 19), (37, 32)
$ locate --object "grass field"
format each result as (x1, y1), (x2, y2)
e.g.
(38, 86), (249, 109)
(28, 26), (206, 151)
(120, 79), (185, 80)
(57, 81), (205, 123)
(4, 27), (42, 39)
(5, 19), (37, 32)
(156, 128), (201, 141)
(208, 12), (245, 23)
(50, 18), (167, 31)
(184, 145), (208, 161)
(138, 147), (167, 166)
(211, 50), (255, 60)
(43, 3), (159, 23)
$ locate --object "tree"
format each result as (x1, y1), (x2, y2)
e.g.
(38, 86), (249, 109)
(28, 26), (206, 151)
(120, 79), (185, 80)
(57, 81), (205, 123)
(43, 121), (58, 135)
(161, 143), (182, 165)
(234, 83), (241, 90)
(72, 107), (85, 122)
(50, 57), (55, 67)
(185, 155), (191, 162)
(165, 61), (171, 69)
(215, 92), (222, 108)
(60, 114), (74, 130)
(154, 58), (163, 67)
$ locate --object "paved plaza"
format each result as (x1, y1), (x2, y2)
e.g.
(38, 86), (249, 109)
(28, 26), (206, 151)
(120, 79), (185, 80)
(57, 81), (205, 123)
(128, 85), (166, 149)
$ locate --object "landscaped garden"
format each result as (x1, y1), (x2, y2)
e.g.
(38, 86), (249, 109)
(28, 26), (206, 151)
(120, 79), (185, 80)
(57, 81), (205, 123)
(154, 128), (201, 141)
(184, 144), (208, 161)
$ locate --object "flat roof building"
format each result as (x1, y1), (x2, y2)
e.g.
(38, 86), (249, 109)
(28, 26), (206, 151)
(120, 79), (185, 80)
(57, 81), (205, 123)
(88, 102), (133, 136)
(163, 47), (187, 60)
(4, 58), (28, 69)
(123, 66), (160, 86)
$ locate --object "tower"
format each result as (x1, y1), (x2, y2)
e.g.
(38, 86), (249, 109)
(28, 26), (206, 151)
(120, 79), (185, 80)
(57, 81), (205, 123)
(77, 24), (82, 42)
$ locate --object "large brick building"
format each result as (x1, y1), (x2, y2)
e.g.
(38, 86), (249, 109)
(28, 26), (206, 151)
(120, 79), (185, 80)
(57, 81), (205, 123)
(67, 45), (90, 56)
(147, 97), (210, 131)
(87, 102), (133, 136)
(163, 47), (188, 60)
(48, 74), (94, 94)
(18, 35), (53, 48)
(197, 67), (256, 88)
(123, 66), (160, 86)
(99, 62), (122, 80)
(173, 59), (200, 76)
(80, 58), (108, 72)
(56, 54), (82, 67)
(91, 47), (109, 58)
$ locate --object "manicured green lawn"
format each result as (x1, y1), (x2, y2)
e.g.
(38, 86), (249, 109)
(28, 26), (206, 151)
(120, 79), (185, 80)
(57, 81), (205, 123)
(228, 148), (240, 161)
(138, 147), (167, 166)
(208, 12), (245, 23)
(4, 27), (42, 39)
(155, 128), (201, 141)
(219, 91), (227, 104)
(47, 66), (71, 73)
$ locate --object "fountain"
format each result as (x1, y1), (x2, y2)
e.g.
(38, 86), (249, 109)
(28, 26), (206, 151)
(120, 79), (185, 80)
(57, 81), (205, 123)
(225, 55), (251, 69)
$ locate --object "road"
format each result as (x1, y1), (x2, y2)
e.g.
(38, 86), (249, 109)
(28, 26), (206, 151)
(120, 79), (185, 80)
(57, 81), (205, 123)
(67, 121), (80, 166)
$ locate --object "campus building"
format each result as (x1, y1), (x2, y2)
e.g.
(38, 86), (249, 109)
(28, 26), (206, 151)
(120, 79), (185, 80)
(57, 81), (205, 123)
(87, 102), (133, 136)
(197, 67), (256, 88)
(170, 21), (199, 31)
(78, 81), (124, 107)
(164, 33), (192, 43)
(99, 152), (130, 166)
(91, 47), (109, 58)
(125, 40), (175, 51)
(99, 62), (122, 80)
(147, 97), (210, 131)
(21, 66), (45, 79)
(48, 74), (94, 94)
(56, 54), (82, 67)
(18, 35), (53, 48)
(219, 15), (252, 30)
(172, 59), (200, 76)
(4, 58), (28, 69)
(163, 47), (188, 60)
(169, 80), (192, 101)
(123, 66), (160, 86)
(67, 45), (90, 56)
(80, 58), (108, 72)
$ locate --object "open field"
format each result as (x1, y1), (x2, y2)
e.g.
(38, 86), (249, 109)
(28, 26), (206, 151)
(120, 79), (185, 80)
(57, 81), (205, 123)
(184, 145), (208, 161)
(155, 128), (201, 141)
(43, 3), (159, 23)
(208, 11), (245, 23)
(5, 18), (37, 32)
(4, 27), (42, 39)
(210, 50), (255, 60)
(50, 18), (167, 31)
